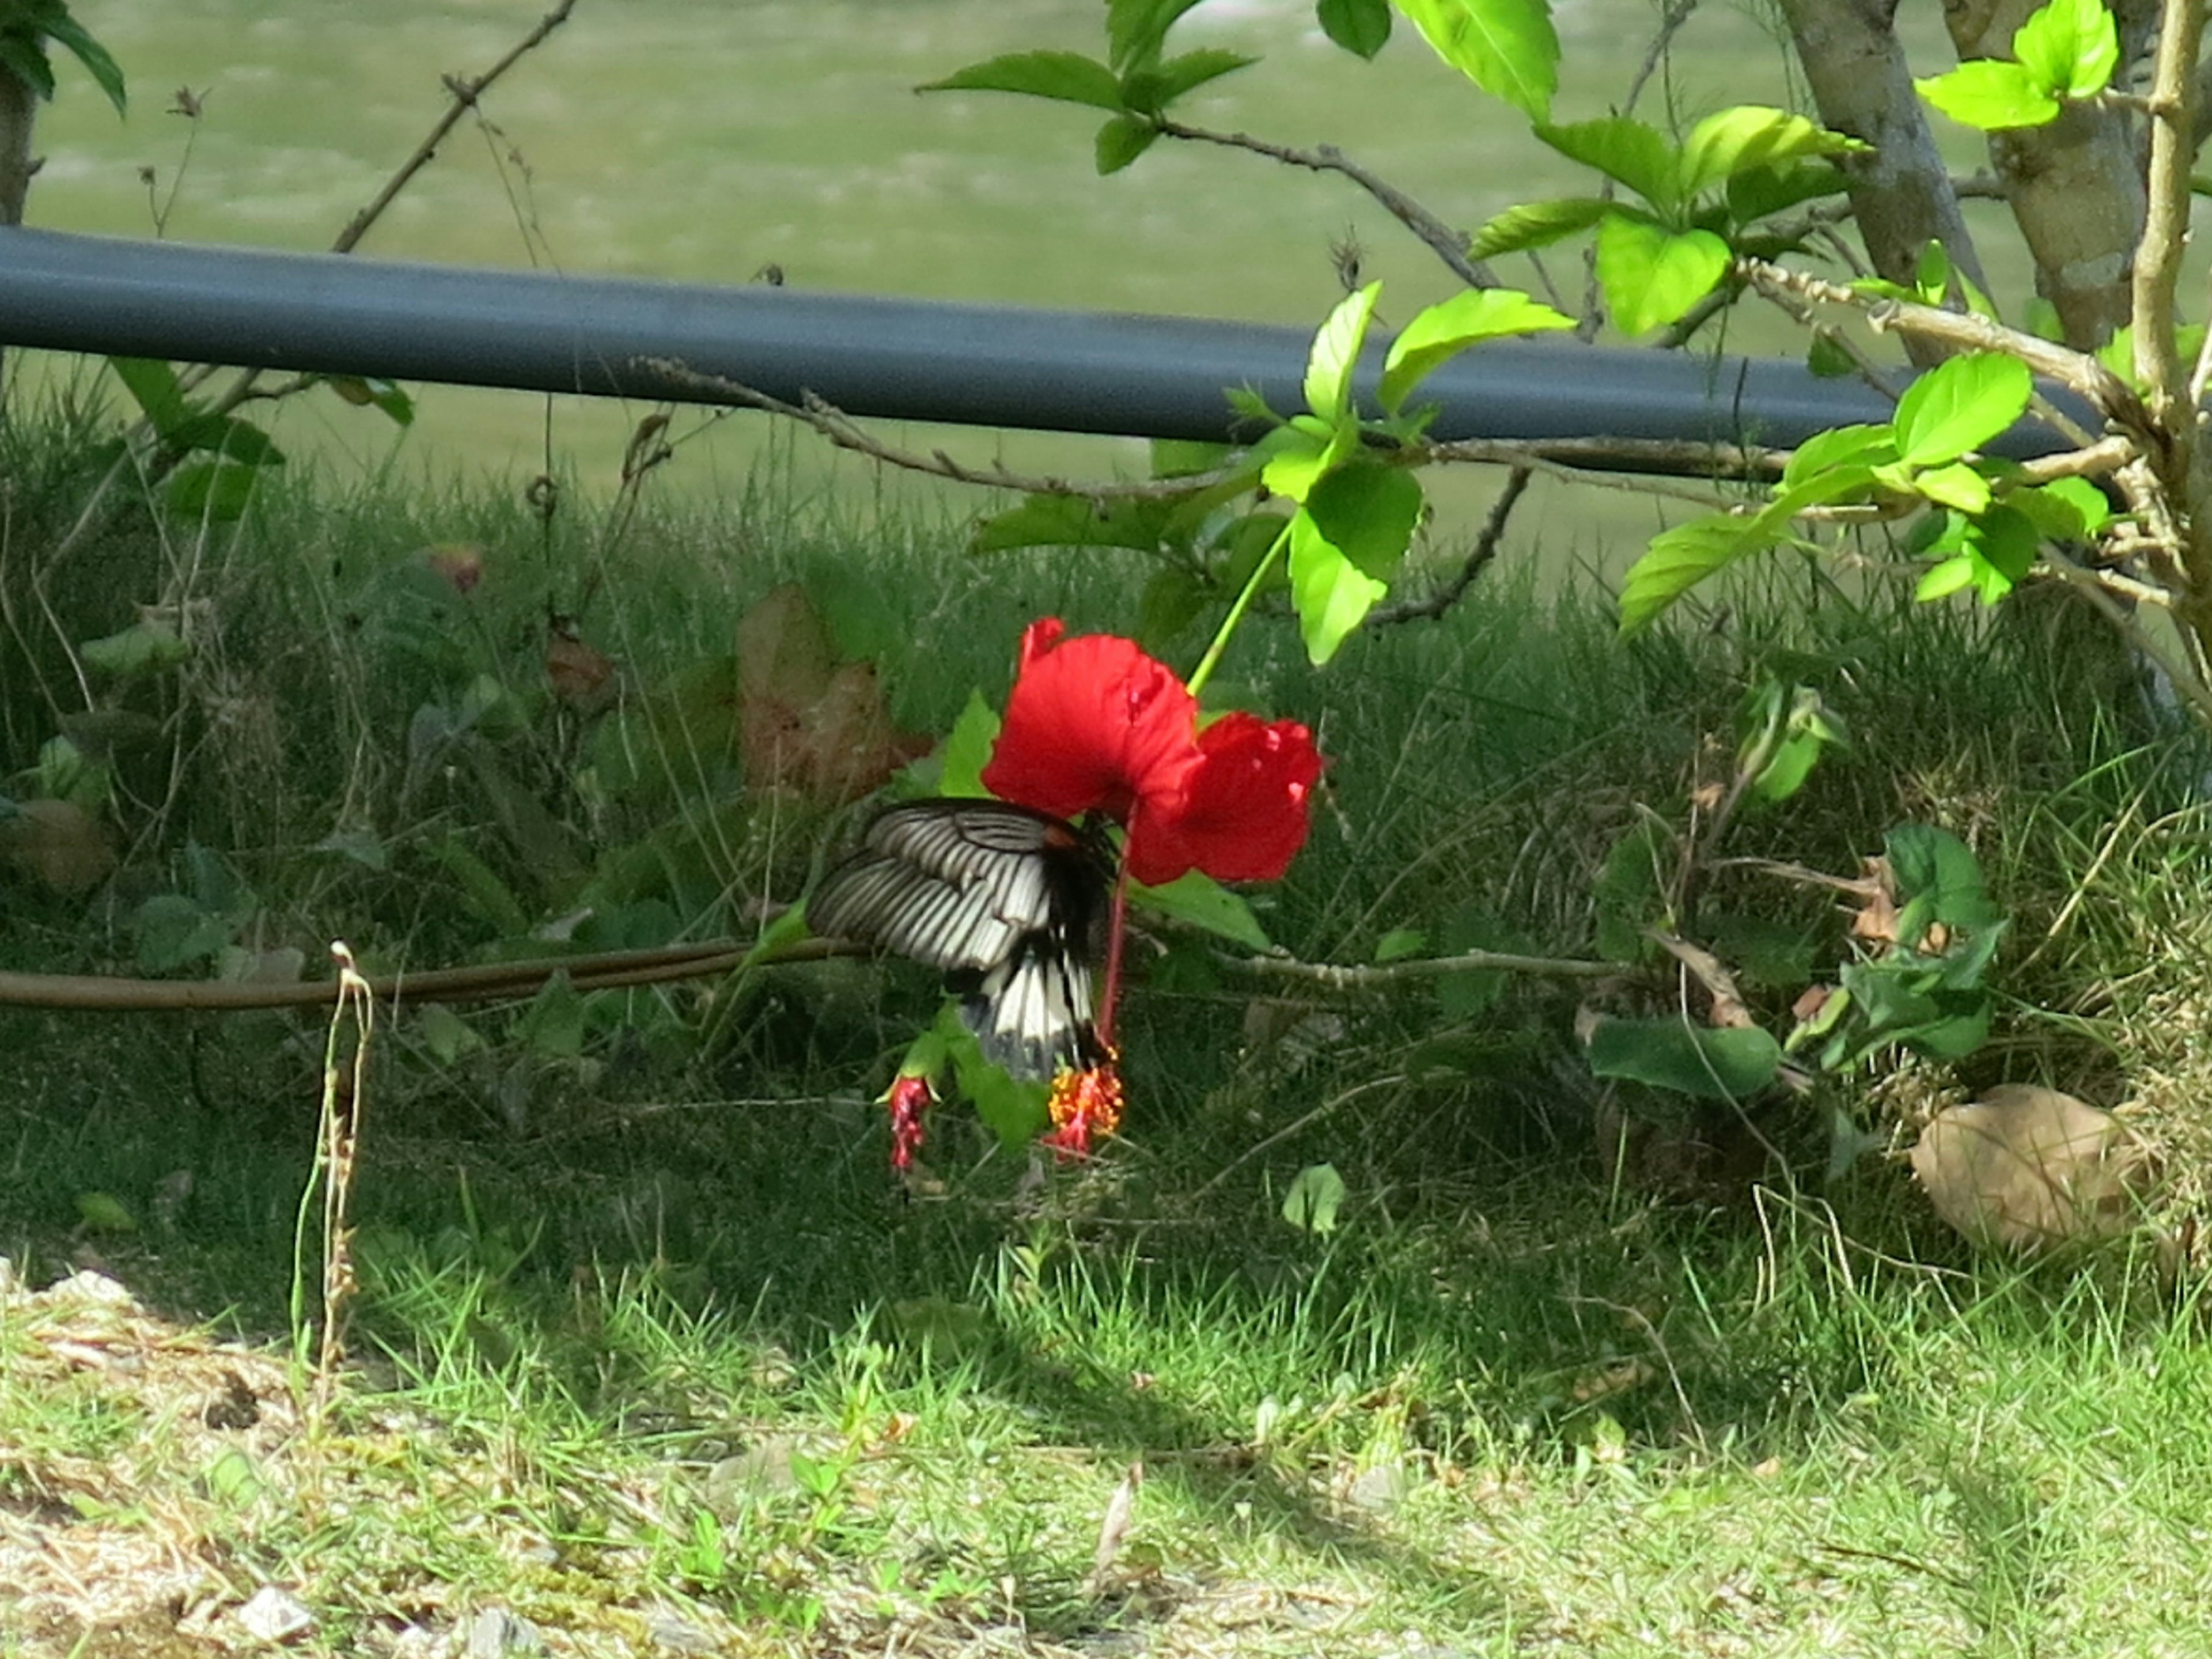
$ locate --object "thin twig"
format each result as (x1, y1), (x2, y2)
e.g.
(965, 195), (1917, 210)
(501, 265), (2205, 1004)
(1414, 435), (1771, 502)
(636, 359), (1248, 501)
(1368, 467), (1530, 624)
(1151, 118), (1495, 290)
(1229, 947), (1619, 988)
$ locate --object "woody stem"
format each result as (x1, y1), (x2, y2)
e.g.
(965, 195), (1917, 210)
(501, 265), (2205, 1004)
(1185, 520), (1293, 699)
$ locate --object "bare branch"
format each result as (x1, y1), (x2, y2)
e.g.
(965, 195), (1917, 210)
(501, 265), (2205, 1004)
(1150, 118), (1495, 290)
(1369, 467), (1530, 624)
(2132, 0), (2203, 445)
(1230, 946), (1620, 989)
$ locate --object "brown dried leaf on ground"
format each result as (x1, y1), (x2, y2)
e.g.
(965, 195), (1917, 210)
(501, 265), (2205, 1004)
(735, 583), (930, 804)
(1910, 1084), (2156, 1253)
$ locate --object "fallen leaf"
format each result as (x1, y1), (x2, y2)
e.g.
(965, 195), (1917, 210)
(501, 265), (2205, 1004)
(546, 621), (617, 711)
(2, 798), (116, 892)
(1910, 1084), (2153, 1253)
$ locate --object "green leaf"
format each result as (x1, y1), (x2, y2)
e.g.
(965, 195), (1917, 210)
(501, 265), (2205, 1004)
(108, 356), (190, 437)
(1318, 0), (1393, 58)
(1394, 0), (1559, 120)
(1725, 159), (1849, 226)
(2012, 0), (2118, 100)
(1676, 106), (1863, 198)
(1107, 0), (1207, 72)
(1138, 565), (1210, 650)
(1595, 215), (1730, 337)
(1259, 422), (1343, 503)
(36, 8), (124, 113)
(1534, 117), (1678, 210)
(1380, 287), (1574, 411)
(520, 971), (585, 1060)
(1152, 437), (1230, 478)
(1915, 555), (1977, 603)
(423, 832), (531, 937)
(1618, 513), (1772, 634)
(1374, 927), (1426, 963)
(135, 893), (231, 974)
(164, 460), (263, 523)
(1281, 1163), (1347, 1234)
(1916, 60), (2060, 130)
(1593, 820), (1672, 964)
(1585, 1016), (1782, 1100)
(942, 1007), (1052, 1142)
(1302, 462), (1423, 578)
(1305, 281), (1382, 421)
(1893, 353), (2033, 465)
(1888, 823), (2004, 934)
(325, 375), (416, 426)
(79, 619), (189, 679)
(1288, 505), (1388, 664)
(969, 493), (1171, 554)
(1469, 196), (1612, 260)
(1095, 113), (1160, 174)
(2010, 475), (2111, 539)
(75, 1191), (137, 1233)
(1434, 904), (1524, 1016)
(1701, 912), (1817, 989)
(1131, 868), (1272, 950)
(919, 51), (1126, 111)
(1913, 461), (1992, 514)
(1123, 47), (1257, 113)
(0, 32), (55, 99)
(167, 414), (285, 467)
(418, 1003), (484, 1066)
(1782, 423), (1897, 489)
(935, 691), (1002, 799)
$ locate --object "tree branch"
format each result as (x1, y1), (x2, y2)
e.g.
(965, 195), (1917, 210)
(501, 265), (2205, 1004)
(1368, 467), (1531, 624)
(2133, 0), (2203, 445)
(1150, 118), (1495, 290)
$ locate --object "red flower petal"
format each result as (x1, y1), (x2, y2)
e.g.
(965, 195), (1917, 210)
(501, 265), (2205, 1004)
(1125, 712), (1321, 885)
(982, 620), (1199, 830)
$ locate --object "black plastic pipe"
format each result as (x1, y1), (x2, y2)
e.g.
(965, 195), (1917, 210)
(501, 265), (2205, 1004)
(0, 226), (2070, 460)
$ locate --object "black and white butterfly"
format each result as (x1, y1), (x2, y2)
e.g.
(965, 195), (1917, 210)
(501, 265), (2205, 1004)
(809, 800), (1115, 1081)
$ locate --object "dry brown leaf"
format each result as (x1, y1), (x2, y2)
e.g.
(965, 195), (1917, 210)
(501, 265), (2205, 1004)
(1847, 855), (1900, 947)
(2, 799), (117, 892)
(734, 584), (929, 805)
(1909, 1084), (2154, 1254)
(546, 621), (617, 711)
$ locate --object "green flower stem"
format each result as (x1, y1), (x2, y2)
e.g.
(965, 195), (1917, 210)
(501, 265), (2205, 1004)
(1185, 519), (1293, 699)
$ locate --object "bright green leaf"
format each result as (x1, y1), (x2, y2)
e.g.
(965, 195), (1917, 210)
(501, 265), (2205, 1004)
(1393, 0), (1559, 120)
(1595, 215), (1730, 337)
(1260, 423), (1343, 503)
(1585, 1015), (1783, 1100)
(1380, 287), (1574, 411)
(1893, 353), (2033, 465)
(1534, 117), (1678, 209)
(1374, 927), (1427, 963)
(1913, 461), (1993, 514)
(1289, 506), (1388, 664)
(1469, 196), (1612, 259)
(2012, 0), (2119, 100)
(919, 50), (1126, 110)
(1318, 0), (1393, 58)
(1618, 512), (1772, 634)
(1782, 423), (1897, 489)
(1916, 59), (2060, 130)
(1304, 281), (1382, 421)
(1915, 555), (1978, 603)
(75, 1191), (137, 1233)
(1095, 112), (1160, 173)
(1676, 105), (1864, 198)
(1281, 1163), (1347, 1234)
(934, 691), (1002, 799)
(2014, 475), (2112, 538)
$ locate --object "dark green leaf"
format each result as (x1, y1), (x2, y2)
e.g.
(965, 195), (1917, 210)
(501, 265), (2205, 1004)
(0, 33), (56, 99)
(168, 414), (285, 467)
(1887, 823), (2004, 934)
(1138, 564), (1210, 650)
(164, 460), (263, 523)
(35, 8), (124, 113)
(1123, 47), (1256, 113)
(1725, 159), (1848, 226)
(1585, 1016), (1782, 1100)
(1469, 196), (1612, 260)
(1303, 461), (1423, 578)
(1434, 904), (1524, 1017)
(1094, 112), (1160, 174)
(325, 375), (416, 426)
(1132, 868), (1272, 949)
(1395, 0), (1559, 120)
(1700, 912), (1817, 990)
(1318, 0), (1392, 58)
(919, 51), (1126, 111)
(135, 894), (232, 974)
(108, 356), (190, 436)
(520, 972), (586, 1060)
(79, 619), (188, 679)
(1533, 117), (1678, 209)
(969, 493), (1172, 554)
(1593, 819), (1672, 964)
(1107, 0), (1207, 71)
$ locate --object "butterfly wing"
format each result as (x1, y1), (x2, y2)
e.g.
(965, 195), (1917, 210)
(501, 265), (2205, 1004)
(812, 801), (1111, 1080)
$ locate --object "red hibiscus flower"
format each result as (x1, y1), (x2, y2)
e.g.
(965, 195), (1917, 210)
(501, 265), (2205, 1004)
(881, 1071), (932, 1171)
(1042, 1060), (1126, 1160)
(980, 620), (1319, 887)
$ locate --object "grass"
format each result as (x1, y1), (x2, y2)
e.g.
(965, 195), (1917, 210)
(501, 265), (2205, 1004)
(6, 403), (2212, 1655)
